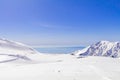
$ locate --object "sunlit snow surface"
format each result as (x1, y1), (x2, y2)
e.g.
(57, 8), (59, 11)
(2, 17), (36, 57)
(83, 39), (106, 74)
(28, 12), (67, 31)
(74, 41), (120, 58)
(0, 39), (120, 80)
(0, 54), (120, 80)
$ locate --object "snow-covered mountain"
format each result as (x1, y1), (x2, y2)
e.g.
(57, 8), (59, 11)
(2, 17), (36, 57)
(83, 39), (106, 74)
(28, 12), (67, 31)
(74, 41), (120, 58)
(0, 38), (39, 55)
(0, 38), (40, 63)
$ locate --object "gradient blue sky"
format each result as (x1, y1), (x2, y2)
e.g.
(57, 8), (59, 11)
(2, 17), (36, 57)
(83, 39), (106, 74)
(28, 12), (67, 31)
(0, 0), (120, 46)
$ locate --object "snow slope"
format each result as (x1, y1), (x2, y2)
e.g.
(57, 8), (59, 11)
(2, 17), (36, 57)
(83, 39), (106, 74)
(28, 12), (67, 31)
(0, 38), (39, 55)
(74, 41), (120, 58)
(0, 38), (40, 63)
(0, 39), (119, 80)
(0, 54), (120, 80)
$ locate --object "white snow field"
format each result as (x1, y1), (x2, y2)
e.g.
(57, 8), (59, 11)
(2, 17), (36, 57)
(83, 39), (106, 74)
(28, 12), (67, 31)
(0, 39), (120, 80)
(1, 55), (120, 80)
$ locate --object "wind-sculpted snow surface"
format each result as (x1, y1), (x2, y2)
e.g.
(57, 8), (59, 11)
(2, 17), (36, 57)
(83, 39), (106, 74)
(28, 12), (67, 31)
(74, 41), (120, 58)
(0, 38), (39, 55)
(0, 38), (40, 63)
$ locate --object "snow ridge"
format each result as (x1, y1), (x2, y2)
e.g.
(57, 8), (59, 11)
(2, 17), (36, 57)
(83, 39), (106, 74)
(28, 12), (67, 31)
(75, 41), (120, 58)
(0, 38), (40, 63)
(0, 38), (39, 55)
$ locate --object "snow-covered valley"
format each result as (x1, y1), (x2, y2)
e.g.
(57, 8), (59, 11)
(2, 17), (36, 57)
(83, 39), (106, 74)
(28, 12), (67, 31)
(0, 39), (120, 80)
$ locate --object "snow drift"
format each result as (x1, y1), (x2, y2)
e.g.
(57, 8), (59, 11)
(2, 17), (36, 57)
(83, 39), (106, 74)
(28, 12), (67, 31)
(0, 38), (40, 63)
(74, 41), (120, 58)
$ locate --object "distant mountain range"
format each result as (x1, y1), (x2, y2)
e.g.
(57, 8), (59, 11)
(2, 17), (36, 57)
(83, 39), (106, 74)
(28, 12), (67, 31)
(74, 41), (120, 58)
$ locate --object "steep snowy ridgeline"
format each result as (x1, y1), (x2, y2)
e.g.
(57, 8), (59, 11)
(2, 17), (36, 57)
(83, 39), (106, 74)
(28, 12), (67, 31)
(74, 41), (120, 58)
(0, 38), (39, 55)
(0, 38), (40, 63)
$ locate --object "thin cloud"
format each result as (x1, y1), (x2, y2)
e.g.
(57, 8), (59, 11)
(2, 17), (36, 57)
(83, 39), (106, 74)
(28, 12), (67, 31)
(32, 22), (74, 29)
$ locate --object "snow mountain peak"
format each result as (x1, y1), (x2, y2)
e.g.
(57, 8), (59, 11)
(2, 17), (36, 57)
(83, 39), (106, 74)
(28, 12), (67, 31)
(75, 40), (120, 58)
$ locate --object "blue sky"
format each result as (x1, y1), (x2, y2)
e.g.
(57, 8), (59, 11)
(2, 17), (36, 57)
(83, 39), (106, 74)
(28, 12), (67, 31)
(0, 0), (120, 46)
